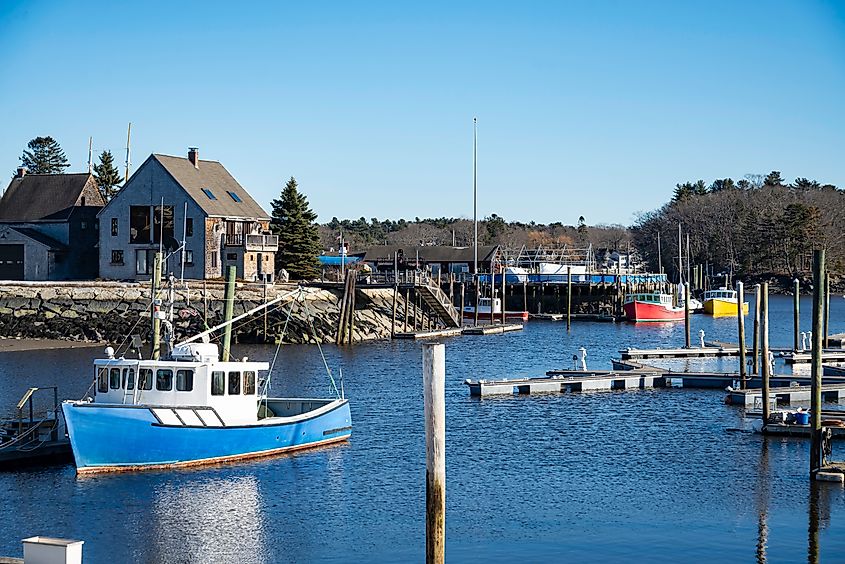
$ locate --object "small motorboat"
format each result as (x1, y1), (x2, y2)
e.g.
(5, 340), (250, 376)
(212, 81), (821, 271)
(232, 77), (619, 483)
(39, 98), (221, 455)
(462, 296), (529, 322)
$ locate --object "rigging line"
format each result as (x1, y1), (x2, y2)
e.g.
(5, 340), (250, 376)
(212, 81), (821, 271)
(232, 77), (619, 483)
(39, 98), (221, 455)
(262, 288), (299, 412)
(301, 293), (340, 399)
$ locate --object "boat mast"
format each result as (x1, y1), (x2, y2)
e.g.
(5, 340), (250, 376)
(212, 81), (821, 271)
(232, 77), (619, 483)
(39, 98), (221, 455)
(686, 233), (691, 290)
(677, 223), (683, 285)
(473, 117), (478, 275)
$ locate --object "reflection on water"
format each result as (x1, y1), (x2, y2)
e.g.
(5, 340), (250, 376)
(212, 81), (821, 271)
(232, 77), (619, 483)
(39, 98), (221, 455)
(1, 295), (845, 562)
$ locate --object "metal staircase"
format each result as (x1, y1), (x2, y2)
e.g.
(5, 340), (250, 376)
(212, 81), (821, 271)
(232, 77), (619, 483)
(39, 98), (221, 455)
(407, 273), (461, 328)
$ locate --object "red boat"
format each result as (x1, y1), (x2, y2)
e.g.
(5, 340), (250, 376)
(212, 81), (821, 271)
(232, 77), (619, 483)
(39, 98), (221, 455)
(623, 293), (684, 322)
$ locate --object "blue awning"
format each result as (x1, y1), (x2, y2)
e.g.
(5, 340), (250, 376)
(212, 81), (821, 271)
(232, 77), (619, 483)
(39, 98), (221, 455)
(319, 255), (361, 266)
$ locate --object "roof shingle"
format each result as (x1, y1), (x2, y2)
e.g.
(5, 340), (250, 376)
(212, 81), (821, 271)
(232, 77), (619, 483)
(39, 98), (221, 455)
(0, 173), (103, 221)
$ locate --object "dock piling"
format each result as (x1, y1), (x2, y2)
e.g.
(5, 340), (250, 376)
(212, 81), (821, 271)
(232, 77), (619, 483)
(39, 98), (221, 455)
(737, 281), (747, 389)
(501, 272), (506, 326)
(566, 266), (572, 331)
(423, 342), (446, 564)
(824, 272), (831, 350)
(221, 264), (235, 361)
(684, 282), (691, 348)
(794, 278), (800, 352)
(811, 249), (825, 480)
(761, 282), (770, 423)
(753, 284), (761, 374)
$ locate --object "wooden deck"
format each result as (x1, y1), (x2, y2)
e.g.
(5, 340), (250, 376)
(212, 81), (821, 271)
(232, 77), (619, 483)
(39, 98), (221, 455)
(619, 345), (740, 360)
(462, 323), (523, 335)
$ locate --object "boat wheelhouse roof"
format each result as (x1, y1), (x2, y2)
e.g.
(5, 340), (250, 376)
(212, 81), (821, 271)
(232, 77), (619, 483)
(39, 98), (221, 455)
(626, 292), (672, 304)
(703, 289), (737, 300)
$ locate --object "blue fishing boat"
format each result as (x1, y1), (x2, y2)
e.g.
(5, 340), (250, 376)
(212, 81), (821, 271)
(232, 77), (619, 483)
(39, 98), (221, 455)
(62, 287), (351, 473)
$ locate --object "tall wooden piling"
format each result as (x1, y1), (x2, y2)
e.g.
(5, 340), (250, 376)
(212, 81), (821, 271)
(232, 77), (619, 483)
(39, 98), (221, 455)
(753, 284), (761, 374)
(460, 283), (465, 325)
(523, 279), (527, 314)
(151, 252), (163, 360)
(824, 272), (830, 350)
(761, 282), (771, 423)
(500, 272), (506, 325)
(391, 285), (399, 338)
(684, 282), (691, 348)
(810, 249), (825, 480)
(221, 264), (236, 361)
(404, 289), (410, 332)
(423, 342), (446, 564)
(737, 281), (747, 389)
(473, 278), (479, 326)
(566, 266), (572, 331)
(793, 278), (800, 352)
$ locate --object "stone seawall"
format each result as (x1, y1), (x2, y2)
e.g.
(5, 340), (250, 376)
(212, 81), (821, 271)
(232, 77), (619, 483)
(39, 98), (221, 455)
(0, 282), (409, 346)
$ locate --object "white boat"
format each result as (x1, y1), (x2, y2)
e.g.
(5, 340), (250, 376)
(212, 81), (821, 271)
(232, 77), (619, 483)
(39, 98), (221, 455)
(62, 285), (351, 473)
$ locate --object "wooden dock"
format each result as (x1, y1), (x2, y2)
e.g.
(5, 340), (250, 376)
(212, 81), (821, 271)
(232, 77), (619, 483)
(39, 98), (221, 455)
(726, 384), (845, 407)
(393, 328), (464, 340)
(761, 423), (845, 439)
(783, 351), (845, 364)
(465, 369), (664, 396)
(620, 345), (740, 360)
(462, 323), (523, 335)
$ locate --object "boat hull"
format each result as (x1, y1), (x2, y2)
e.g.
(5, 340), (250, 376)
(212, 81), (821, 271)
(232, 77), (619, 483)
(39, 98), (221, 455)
(62, 399), (351, 473)
(704, 299), (749, 316)
(462, 309), (529, 321)
(623, 300), (684, 322)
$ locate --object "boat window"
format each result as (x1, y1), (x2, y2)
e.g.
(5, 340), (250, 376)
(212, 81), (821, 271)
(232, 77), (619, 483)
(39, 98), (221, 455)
(138, 369), (153, 390)
(243, 371), (256, 395)
(123, 368), (135, 390)
(211, 371), (225, 396)
(97, 368), (108, 393)
(110, 368), (121, 390)
(156, 369), (173, 391)
(176, 369), (194, 392)
(228, 371), (241, 395)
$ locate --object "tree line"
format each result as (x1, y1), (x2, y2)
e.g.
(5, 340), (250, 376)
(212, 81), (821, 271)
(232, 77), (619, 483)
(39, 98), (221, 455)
(632, 171), (845, 281)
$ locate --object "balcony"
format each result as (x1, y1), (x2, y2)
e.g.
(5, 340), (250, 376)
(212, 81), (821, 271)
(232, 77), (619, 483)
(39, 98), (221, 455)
(244, 233), (279, 251)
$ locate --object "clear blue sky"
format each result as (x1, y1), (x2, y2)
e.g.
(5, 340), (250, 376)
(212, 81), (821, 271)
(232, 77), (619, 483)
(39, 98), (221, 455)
(1, 1), (843, 226)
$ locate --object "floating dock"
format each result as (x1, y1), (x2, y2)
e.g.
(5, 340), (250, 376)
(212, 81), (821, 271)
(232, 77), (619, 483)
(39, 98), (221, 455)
(761, 423), (845, 439)
(783, 351), (845, 364)
(462, 323), (523, 336)
(726, 384), (845, 407)
(619, 345), (740, 360)
(465, 368), (663, 396)
(393, 328), (464, 340)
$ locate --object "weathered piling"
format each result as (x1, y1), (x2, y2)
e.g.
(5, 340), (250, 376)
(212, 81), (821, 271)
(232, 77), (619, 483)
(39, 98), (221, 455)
(753, 284), (761, 374)
(761, 282), (770, 422)
(473, 278), (479, 326)
(221, 264), (236, 361)
(794, 278), (800, 352)
(423, 342), (445, 564)
(151, 252), (163, 360)
(391, 285), (398, 338)
(500, 273), (506, 325)
(460, 283), (465, 324)
(737, 281), (747, 389)
(684, 282), (691, 348)
(810, 249), (825, 480)
(824, 272), (831, 350)
(566, 266), (572, 331)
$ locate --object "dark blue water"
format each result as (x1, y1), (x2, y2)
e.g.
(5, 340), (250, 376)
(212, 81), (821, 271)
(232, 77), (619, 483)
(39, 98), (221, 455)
(2, 294), (845, 562)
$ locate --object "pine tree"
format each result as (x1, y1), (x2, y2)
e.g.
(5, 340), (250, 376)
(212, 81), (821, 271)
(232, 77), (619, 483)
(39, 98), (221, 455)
(93, 150), (123, 201)
(270, 177), (321, 280)
(18, 136), (70, 174)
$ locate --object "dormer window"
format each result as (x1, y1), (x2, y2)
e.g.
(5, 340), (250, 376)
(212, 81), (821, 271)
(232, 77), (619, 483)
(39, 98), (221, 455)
(202, 188), (217, 200)
(227, 191), (242, 203)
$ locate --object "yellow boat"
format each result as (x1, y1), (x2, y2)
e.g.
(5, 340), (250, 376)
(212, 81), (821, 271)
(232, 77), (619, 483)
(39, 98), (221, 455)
(703, 288), (749, 316)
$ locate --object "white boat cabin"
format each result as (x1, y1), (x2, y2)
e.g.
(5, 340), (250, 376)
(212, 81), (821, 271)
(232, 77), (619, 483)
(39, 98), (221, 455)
(625, 293), (674, 307)
(703, 289), (737, 301)
(468, 297), (502, 314)
(92, 343), (268, 426)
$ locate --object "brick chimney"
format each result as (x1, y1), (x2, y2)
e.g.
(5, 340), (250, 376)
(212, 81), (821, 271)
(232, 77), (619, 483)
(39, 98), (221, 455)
(15, 166), (26, 178)
(188, 147), (199, 169)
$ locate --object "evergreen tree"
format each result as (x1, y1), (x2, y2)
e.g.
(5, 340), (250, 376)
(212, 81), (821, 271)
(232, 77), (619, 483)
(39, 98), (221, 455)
(93, 150), (123, 201)
(270, 177), (321, 280)
(764, 170), (785, 186)
(18, 136), (70, 174)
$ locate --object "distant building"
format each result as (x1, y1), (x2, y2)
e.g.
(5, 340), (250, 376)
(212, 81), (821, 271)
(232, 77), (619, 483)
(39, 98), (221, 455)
(97, 148), (278, 281)
(354, 245), (501, 275)
(0, 168), (104, 280)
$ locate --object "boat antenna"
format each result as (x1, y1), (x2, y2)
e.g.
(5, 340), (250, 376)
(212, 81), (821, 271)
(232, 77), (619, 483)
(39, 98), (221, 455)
(124, 122), (132, 181)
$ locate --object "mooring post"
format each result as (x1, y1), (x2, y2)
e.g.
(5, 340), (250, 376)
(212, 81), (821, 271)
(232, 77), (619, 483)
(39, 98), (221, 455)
(566, 266), (572, 331)
(474, 277), (479, 326)
(523, 279), (527, 314)
(391, 284), (399, 338)
(761, 282), (770, 423)
(221, 264), (236, 362)
(501, 271), (506, 325)
(684, 282), (691, 348)
(404, 289), (410, 332)
(753, 284), (761, 374)
(423, 342), (445, 564)
(810, 249), (825, 480)
(794, 278), (801, 352)
(737, 281), (747, 389)
(460, 282), (465, 326)
(151, 252), (163, 360)
(824, 272), (830, 350)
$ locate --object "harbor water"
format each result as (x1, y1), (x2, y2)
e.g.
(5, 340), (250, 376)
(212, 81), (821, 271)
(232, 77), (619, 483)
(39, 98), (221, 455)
(2, 294), (845, 562)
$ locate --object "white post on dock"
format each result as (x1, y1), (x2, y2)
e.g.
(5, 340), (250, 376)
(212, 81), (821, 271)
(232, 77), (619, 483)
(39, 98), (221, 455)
(760, 282), (771, 423)
(810, 249), (825, 480)
(423, 342), (446, 564)
(737, 281), (747, 389)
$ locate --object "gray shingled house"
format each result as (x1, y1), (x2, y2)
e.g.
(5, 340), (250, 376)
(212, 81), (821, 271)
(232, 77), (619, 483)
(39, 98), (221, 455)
(0, 168), (105, 280)
(97, 148), (277, 281)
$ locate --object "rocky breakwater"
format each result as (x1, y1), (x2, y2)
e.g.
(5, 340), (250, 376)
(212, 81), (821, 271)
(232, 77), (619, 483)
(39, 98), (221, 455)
(0, 281), (409, 346)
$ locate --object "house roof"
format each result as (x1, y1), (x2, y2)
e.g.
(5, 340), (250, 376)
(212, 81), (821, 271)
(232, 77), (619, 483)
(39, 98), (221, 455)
(0, 173), (103, 221)
(3, 227), (68, 250)
(152, 154), (270, 220)
(355, 245), (500, 263)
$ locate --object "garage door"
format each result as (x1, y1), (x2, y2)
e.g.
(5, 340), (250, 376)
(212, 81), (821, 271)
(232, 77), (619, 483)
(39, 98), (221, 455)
(0, 244), (24, 280)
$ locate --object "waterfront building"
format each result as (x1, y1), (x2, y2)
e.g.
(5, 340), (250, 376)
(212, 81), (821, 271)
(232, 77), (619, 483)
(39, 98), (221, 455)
(0, 168), (104, 280)
(97, 148), (278, 281)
